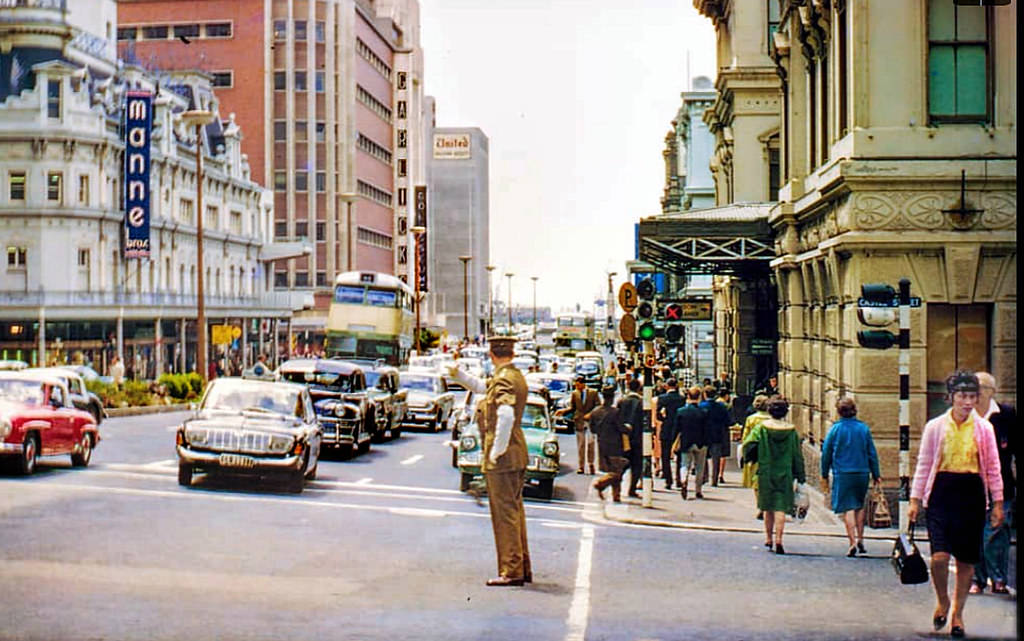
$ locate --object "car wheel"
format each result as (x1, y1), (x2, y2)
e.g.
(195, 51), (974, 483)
(372, 412), (387, 444)
(287, 470), (305, 493)
(459, 472), (474, 492)
(537, 478), (554, 500)
(177, 462), (193, 487)
(70, 433), (93, 467)
(357, 431), (372, 455)
(390, 419), (402, 439)
(19, 434), (38, 476)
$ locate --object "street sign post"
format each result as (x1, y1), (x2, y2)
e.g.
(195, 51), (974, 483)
(618, 282), (638, 313)
(618, 314), (636, 343)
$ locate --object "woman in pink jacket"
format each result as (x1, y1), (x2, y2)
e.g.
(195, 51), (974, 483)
(908, 370), (1004, 639)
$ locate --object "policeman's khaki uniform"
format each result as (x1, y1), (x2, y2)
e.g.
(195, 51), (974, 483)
(475, 362), (531, 581)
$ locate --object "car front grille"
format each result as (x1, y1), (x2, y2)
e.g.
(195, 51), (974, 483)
(205, 429), (274, 455)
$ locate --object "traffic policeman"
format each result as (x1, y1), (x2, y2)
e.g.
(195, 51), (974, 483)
(449, 336), (531, 586)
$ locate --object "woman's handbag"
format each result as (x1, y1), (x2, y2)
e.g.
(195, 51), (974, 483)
(792, 482), (810, 520)
(891, 523), (929, 585)
(867, 485), (892, 528)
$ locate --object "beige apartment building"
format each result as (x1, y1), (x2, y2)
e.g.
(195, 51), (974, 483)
(684, 0), (1016, 484)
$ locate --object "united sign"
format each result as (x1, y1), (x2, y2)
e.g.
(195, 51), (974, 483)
(124, 91), (153, 258)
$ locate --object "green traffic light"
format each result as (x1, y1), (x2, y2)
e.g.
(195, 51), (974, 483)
(638, 323), (656, 341)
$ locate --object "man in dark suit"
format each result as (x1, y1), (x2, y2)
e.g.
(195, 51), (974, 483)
(555, 376), (599, 474)
(654, 379), (685, 489)
(617, 378), (645, 498)
(673, 386), (709, 500)
(971, 371), (1016, 595)
(701, 385), (733, 487)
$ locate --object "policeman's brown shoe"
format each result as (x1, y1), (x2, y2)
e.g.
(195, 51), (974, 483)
(592, 482), (605, 500)
(588, 467), (595, 475)
(577, 468), (584, 474)
(486, 576), (524, 587)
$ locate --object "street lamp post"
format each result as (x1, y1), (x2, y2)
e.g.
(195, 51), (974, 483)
(504, 272), (514, 336)
(458, 255), (472, 341)
(531, 276), (538, 336)
(181, 109), (216, 383)
(486, 265), (495, 335)
(607, 271), (617, 351)
(411, 226), (426, 354)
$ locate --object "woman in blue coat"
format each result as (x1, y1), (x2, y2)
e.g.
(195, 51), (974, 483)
(820, 397), (882, 557)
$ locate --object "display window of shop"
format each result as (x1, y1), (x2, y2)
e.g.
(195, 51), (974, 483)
(926, 303), (990, 417)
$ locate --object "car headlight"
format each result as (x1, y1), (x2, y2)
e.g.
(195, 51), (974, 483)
(334, 403), (359, 418)
(267, 435), (295, 454)
(0, 418), (11, 439)
(460, 435), (477, 451)
(542, 441), (558, 457)
(184, 426), (209, 447)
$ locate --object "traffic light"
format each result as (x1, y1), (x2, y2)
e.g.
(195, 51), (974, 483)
(636, 278), (656, 342)
(857, 283), (898, 349)
(663, 302), (683, 344)
(665, 323), (684, 344)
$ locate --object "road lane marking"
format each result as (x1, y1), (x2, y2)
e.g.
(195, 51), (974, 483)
(5, 481), (590, 528)
(400, 455), (424, 466)
(355, 477), (373, 485)
(142, 459), (176, 469)
(565, 524), (595, 641)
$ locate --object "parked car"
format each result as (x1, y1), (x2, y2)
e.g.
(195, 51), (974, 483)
(526, 372), (575, 433)
(276, 359), (376, 455)
(28, 367), (106, 424)
(350, 359), (408, 441)
(456, 393), (560, 499)
(399, 369), (455, 432)
(175, 377), (322, 493)
(0, 372), (100, 474)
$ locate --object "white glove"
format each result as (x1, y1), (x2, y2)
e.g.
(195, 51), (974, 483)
(448, 365), (486, 394)
(490, 404), (514, 464)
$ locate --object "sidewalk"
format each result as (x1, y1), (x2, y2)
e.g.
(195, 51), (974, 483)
(597, 469), (900, 540)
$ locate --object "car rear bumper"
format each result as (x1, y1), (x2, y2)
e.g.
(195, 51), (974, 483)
(404, 408), (437, 423)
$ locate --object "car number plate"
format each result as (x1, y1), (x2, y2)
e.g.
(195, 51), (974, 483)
(219, 453), (256, 469)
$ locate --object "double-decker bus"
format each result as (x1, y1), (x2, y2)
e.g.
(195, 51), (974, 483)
(553, 312), (594, 356)
(325, 272), (414, 365)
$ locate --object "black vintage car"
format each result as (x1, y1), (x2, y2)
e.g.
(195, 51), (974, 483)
(175, 378), (322, 493)
(343, 358), (408, 442)
(277, 359), (376, 456)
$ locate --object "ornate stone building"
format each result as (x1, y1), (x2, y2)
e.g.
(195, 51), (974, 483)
(765, 0), (1016, 479)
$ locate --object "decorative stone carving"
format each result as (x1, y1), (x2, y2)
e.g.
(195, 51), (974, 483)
(852, 191), (1017, 231)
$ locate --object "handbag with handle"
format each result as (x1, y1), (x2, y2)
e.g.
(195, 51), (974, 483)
(867, 485), (892, 528)
(891, 523), (929, 585)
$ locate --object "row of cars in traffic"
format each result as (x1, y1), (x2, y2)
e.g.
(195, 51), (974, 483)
(0, 349), (606, 502)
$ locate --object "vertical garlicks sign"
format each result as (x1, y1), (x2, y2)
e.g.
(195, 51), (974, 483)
(123, 91), (153, 258)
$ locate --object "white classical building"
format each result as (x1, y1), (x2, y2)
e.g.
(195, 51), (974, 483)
(0, 0), (309, 377)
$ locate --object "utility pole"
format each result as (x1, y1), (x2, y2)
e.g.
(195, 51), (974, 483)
(181, 109), (216, 383)
(505, 272), (514, 335)
(531, 276), (538, 337)
(412, 226), (426, 353)
(486, 265), (495, 335)
(459, 255), (472, 340)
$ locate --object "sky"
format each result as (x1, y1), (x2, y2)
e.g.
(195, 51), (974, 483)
(418, 0), (716, 314)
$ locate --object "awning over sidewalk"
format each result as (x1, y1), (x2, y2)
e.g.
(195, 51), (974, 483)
(637, 203), (775, 276)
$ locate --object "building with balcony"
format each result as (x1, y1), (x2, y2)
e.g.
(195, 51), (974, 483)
(0, 0), (306, 377)
(117, 0), (426, 354)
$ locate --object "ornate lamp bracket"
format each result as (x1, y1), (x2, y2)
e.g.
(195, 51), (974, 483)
(941, 170), (984, 230)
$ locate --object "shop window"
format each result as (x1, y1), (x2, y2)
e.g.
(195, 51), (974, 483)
(926, 303), (990, 417)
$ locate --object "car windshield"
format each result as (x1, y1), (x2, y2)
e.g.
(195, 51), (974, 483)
(0, 379), (44, 404)
(522, 403), (549, 430)
(202, 380), (303, 416)
(400, 374), (439, 392)
(575, 361), (600, 375)
(279, 369), (355, 392)
(364, 371), (381, 387)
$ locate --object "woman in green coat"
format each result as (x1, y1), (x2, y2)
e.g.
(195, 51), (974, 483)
(740, 394), (771, 517)
(743, 396), (805, 554)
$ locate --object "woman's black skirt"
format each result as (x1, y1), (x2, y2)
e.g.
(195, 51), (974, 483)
(925, 472), (986, 564)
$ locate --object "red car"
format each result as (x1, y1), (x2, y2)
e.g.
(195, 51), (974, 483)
(0, 372), (100, 475)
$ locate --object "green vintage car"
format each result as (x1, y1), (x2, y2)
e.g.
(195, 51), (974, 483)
(456, 394), (560, 499)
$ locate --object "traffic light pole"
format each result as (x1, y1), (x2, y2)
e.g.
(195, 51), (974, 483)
(897, 278), (911, 532)
(641, 339), (654, 508)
